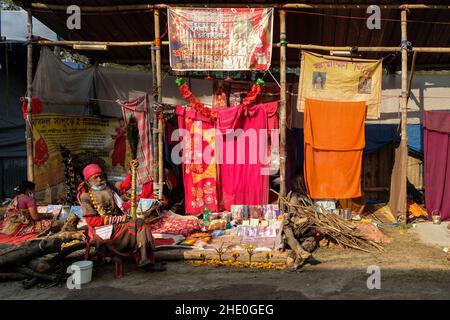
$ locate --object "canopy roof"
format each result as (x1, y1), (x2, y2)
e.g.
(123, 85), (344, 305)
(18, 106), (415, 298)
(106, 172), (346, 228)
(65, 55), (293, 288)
(13, 1), (450, 69)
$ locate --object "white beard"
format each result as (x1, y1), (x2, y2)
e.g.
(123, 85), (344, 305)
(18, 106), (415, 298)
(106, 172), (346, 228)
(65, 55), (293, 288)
(91, 182), (107, 191)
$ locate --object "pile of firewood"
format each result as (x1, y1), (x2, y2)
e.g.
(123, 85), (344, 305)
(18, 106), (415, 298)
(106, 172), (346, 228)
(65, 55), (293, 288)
(0, 215), (87, 289)
(281, 191), (384, 270)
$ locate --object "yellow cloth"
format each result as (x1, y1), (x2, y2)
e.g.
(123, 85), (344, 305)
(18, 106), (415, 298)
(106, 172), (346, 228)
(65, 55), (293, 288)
(304, 99), (366, 199)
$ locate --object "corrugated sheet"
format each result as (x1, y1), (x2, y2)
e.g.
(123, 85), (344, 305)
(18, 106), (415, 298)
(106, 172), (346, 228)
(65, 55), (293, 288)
(0, 157), (27, 199)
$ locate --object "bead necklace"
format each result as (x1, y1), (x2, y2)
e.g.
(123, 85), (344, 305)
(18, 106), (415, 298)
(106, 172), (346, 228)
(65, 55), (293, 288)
(88, 189), (113, 216)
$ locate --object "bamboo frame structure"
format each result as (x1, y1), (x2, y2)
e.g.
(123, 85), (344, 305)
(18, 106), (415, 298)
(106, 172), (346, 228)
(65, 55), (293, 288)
(31, 3), (450, 11)
(26, 9), (34, 182)
(26, 3), (450, 221)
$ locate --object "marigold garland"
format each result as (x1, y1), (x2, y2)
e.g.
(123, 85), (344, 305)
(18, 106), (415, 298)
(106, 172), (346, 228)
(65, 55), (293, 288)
(175, 77), (265, 119)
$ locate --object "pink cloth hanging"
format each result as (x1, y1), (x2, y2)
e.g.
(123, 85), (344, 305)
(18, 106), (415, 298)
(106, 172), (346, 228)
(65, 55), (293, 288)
(217, 102), (278, 210)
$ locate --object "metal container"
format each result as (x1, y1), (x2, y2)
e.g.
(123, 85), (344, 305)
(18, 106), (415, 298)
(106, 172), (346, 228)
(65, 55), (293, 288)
(343, 209), (352, 220)
(432, 215), (442, 225)
(432, 210), (442, 225)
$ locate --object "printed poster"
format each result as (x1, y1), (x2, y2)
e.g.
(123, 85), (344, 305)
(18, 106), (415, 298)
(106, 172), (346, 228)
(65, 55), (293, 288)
(297, 51), (382, 119)
(32, 115), (128, 191)
(168, 7), (274, 71)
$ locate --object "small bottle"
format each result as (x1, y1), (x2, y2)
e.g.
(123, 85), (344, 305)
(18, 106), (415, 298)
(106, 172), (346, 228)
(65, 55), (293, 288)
(203, 205), (211, 222)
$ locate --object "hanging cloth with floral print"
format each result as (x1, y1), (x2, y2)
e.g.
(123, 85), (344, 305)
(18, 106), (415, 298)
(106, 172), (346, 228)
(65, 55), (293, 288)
(175, 106), (219, 215)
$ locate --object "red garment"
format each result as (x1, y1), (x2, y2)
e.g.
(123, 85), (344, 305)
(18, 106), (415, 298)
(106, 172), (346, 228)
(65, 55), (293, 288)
(111, 127), (126, 167)
(217, 102), (278, 210)
(424, 111), (450, 220)
(176, 106), (219, 215)
(119, 172), (154, 199)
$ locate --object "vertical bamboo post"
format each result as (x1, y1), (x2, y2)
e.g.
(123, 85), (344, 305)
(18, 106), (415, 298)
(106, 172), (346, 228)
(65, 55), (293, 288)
(400, 10), (409, 223)
(26, 9), (34, 182)
(154, 9), (164, 201)
(151, 46), (159, 187)
(279, 10), (287, 204)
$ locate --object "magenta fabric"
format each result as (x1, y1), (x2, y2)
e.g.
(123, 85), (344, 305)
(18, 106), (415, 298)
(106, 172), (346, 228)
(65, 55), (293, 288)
(217, 102), (278, 210)
(424, 111), (450, 220)
(17, 195), (36, 210)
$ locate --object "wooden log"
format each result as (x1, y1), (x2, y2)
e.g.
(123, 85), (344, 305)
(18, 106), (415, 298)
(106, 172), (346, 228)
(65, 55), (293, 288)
(283, 226), (312, 262)
(27, 242), (87, 274)
(0, 273), (28, 282)
(22, 277), (40, 289)
(0, 231), (85, 268)
(155, 249), (289, 264)
(16, 266), (59, 282)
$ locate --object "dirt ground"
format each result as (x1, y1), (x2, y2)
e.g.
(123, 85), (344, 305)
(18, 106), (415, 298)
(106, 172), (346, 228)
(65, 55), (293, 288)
(1, 225), (449, 300)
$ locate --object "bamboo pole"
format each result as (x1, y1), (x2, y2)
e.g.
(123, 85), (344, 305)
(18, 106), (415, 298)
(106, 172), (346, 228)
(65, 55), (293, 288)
(37, 40), (169, 47)
(26, 9), (34, 182)
(36, 39), (450, 54)
(400, 10), (409, 224)
(151, 46), (159, 188)
(274, 43), (450, 53)
(31, 3), (450, 11)
(154, 9), (164, 201)
(279, 10), (287, 202)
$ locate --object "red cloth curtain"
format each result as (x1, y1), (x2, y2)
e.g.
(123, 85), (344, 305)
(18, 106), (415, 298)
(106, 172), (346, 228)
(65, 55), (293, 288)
(217, 102), (278, 210)
(176, 106), (219, 215)
(424, 111), (450, 220)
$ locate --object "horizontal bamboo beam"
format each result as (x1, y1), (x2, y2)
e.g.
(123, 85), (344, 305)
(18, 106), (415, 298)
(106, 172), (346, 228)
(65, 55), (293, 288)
(38, 40), (450, 53)
(275, 43), (450, 53)
(36, 40), (169, 47)
(31, 2), (450, 12)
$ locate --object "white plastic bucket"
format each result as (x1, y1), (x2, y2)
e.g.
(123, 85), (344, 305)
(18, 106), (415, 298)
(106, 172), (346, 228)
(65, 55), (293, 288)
(71, 260), (93, 285)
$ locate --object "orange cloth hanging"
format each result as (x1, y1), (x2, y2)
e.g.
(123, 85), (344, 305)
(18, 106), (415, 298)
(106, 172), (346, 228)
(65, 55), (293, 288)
(304, 99), (366, 199)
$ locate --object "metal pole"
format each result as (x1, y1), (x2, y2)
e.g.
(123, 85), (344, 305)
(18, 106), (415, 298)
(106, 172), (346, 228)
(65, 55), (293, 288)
(26, 9), (34, 182)
(279, 10), (287, 201)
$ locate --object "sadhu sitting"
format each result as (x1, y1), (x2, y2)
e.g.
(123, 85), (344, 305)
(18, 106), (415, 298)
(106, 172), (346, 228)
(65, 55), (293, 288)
(77, 163), (165, 271)
(0, 181), (55, 240)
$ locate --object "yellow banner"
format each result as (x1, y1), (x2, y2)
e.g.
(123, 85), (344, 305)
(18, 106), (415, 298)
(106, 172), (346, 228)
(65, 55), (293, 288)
(32, 115), (128, 191)
(296, 51), (382, 119)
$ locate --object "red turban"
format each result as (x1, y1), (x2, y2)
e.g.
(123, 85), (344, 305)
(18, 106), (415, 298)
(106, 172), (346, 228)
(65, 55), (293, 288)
(82, 164), (103, 181)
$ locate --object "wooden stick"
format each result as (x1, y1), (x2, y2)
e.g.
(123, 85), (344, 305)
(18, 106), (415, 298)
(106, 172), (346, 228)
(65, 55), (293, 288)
(26, 9), (34, 182)
(37, 40), (450, 54)
(400, 10), (409, 224)
(0, 273), (28, 282)
(31, 3), (450, 11)
(154, 9), (164, 201)
(37, 40), (169, 47)
(279, 10), (287, 202)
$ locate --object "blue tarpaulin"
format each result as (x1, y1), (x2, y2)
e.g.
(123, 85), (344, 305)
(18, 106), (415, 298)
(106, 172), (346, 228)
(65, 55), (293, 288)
(407, 124), (424, 154)
(292, 124), (424, 164)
